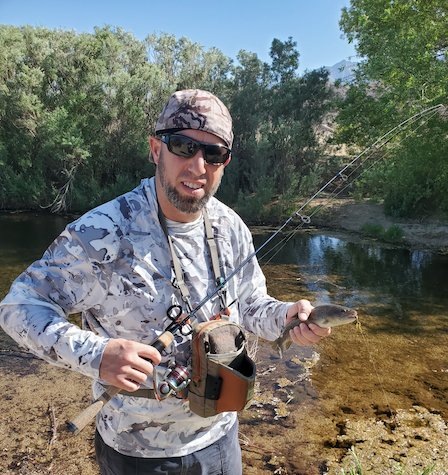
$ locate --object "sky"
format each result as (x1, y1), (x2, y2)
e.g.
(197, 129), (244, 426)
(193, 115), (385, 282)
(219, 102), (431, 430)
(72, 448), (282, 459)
(0, 0), (358, 74)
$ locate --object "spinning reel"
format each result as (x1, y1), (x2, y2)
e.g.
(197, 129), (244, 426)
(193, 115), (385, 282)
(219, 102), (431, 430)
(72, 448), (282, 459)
(153, 364), (190, 401)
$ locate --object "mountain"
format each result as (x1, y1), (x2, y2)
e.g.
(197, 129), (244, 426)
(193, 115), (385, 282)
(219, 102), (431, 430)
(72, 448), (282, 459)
(326, 60), (358, 83)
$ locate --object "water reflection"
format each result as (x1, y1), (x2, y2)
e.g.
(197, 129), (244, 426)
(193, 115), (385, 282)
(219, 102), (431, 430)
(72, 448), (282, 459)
(255, 231), (448, 312)
(0, 212), (72, 267)
(249, 230), (448, 473)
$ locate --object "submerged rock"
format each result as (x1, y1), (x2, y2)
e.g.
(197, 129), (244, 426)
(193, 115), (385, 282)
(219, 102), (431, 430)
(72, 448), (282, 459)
(325, 406), (448, 475)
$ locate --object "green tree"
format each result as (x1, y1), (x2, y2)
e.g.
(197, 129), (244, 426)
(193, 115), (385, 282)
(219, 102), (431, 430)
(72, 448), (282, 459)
(225, 38), (332, 219)
(146, 33), (232, 106)
(336, 0), (448, 216)
(269, 36), (300, 84)
(0, 27), (333, 218)
(340, 0), (448, 104)
(0, 25), (164, 211)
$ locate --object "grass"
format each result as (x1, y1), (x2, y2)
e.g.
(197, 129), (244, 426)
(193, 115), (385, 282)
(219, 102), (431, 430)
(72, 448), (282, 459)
(340, 446), (436, 475)
(340, 447), (363, 475)
(361, 223), (404, 243)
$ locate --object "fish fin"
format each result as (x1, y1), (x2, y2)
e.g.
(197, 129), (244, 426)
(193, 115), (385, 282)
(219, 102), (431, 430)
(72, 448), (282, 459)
(271, 340), (284, 359)
(284, 340), (293, 352)
(271, 338), (294, 359)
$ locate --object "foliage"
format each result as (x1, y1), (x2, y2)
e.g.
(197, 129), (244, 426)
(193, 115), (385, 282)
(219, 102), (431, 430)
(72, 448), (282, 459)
(340, 446), (363, 475)
(234, 176), (276, 222)
(0, 25), (162, 211)
(336, 0), (448, 217)
(361, 223), (404, 243)
(226, 37), (333, 210)
(0, 27), (333, 216)
(340, 0), (448, 103)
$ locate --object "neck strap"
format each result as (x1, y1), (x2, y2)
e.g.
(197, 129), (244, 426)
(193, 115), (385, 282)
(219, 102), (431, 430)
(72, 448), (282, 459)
(157, 205), (228, 317)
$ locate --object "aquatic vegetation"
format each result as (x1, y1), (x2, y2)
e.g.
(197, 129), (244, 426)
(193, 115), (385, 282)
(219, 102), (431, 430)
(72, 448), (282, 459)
(274, 401), (290, 419)
(340, 447), (362, 475)
(250, 377), (295, 420)
(252, 385), (279, 407)
(340, 446), (436, 475)
(328, 407), (443, 475)
(290, 351), (320, 369)
(268, 455), (288, 474)
(361, 223), (404, 243)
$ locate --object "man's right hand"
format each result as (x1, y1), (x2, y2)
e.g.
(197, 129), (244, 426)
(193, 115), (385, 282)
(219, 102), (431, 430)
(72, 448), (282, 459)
(99, 338), (162, 391)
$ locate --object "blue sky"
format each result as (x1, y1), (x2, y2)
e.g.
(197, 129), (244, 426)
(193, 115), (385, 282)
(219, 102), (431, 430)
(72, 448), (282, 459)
(0, 0), (357, 74)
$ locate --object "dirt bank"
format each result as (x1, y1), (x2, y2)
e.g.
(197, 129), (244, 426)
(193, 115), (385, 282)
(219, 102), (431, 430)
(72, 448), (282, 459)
(310, 197), (448, 253)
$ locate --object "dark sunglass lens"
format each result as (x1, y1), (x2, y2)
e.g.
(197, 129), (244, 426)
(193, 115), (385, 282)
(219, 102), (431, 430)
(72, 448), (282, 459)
(204, 145), (229, 165)
(169, 136), (198, 157)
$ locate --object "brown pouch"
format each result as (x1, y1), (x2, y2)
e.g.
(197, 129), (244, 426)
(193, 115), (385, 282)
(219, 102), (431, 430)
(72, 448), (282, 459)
(188, 320), (256, 418)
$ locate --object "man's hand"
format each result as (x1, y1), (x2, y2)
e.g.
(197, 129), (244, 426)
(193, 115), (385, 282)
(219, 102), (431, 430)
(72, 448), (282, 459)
(286, 299), (331, 346)
(99, 338), (162, 391)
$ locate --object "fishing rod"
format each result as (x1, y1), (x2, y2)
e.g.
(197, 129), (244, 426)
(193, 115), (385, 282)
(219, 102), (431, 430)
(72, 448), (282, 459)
(257, 103), (445, 265)
(67, 103), (444, 435)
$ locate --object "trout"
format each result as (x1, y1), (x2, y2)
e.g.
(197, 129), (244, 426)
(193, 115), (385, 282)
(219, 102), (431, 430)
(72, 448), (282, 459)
(272, 304), (358, 358)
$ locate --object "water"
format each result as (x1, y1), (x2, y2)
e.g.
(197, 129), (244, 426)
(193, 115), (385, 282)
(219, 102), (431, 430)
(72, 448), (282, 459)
(254, 231), (448, 352)
(0, 212), (74, 298)
(254, 231), (448, 308)
(1, 213), (448, 473)
(248, 230), (448, 473)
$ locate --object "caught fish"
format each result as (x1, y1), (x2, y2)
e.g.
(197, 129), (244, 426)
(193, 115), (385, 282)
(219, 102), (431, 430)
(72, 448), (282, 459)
(272, 304), (358, 358)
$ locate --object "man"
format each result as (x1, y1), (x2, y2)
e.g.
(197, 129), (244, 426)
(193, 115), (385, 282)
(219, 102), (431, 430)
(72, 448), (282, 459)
(0, 89), (330, 475)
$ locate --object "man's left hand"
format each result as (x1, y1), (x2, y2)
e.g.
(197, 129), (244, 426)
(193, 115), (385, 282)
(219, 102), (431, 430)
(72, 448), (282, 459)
(286, 299), (331, 346)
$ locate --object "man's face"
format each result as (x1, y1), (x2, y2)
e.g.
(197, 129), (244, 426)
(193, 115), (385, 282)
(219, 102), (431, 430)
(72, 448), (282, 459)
(152, 129), (228, 222)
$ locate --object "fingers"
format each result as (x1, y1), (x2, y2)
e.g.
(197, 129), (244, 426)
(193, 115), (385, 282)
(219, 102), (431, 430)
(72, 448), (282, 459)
(286, 299), (314, 324)
(137, 343), (162, 367)
(289, 323), (331, 347)
(99, 338), (162, 391)
(115, 370), (146, 392)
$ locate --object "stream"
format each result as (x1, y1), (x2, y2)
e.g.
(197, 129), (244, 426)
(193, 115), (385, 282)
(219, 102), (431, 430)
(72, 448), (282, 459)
(1, 213), (448, 474)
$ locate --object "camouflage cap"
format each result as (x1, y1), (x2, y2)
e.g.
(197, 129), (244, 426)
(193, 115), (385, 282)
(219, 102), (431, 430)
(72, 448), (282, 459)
(155, 89), (233, 148)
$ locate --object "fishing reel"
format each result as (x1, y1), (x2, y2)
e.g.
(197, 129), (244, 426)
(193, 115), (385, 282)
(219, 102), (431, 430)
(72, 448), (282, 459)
(153, 364), (190, 401)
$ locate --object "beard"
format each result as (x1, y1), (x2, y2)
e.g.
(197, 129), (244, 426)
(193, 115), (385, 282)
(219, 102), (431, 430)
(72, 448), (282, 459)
(157, 150), (223, 214)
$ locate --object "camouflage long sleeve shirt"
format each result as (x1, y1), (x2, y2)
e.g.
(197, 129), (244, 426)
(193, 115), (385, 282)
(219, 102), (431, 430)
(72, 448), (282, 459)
(0, 177), (292, 458)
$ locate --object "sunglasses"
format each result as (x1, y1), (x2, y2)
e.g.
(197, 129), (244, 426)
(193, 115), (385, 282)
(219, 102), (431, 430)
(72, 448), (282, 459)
(160, 134), (231, 166)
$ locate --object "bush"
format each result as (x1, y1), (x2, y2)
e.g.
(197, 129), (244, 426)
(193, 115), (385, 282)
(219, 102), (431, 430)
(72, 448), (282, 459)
(361, 223), (404, 243)
(235, 176), (275, 221)
(382, 224), (404, 243)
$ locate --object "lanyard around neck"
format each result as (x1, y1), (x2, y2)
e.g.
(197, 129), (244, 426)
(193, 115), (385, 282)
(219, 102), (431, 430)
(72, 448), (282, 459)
(157, 204), (228, 316)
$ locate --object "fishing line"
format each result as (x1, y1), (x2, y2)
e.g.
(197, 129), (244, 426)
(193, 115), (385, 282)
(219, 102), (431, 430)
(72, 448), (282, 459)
(257, 104), (445, 267)
(259, 104), (444, 265)
(256, 106), (443, 427)
(358, 325), (398, 426)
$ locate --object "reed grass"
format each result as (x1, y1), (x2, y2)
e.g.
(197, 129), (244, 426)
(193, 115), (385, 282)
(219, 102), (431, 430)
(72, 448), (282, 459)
(361, 223), (404, 243)
(340, 447), (436, 475)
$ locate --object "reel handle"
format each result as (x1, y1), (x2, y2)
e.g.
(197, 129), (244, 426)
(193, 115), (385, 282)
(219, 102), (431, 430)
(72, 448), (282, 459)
(66, 331), (175, 435)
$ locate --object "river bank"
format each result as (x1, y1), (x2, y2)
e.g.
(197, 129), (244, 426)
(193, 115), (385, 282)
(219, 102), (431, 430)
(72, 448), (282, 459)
(310, 197), (448, 253)
(247, 196), (447, 254)
(2, 196), (448, 253)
